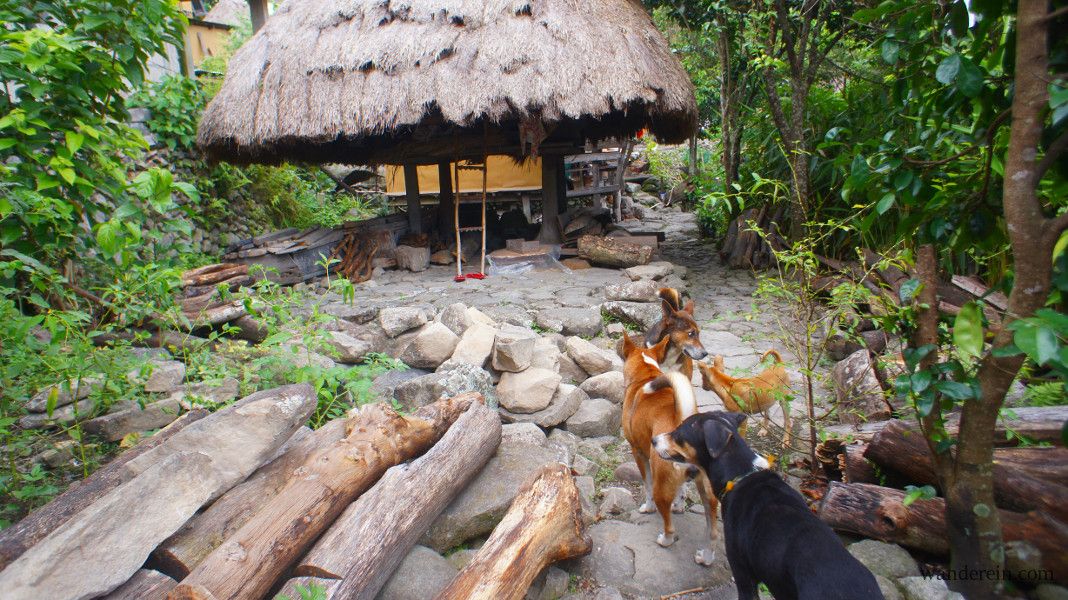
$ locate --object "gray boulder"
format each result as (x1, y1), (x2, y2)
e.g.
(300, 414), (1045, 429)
(400, 322), (460, 369)
(324, 331), (372, 364)
(897, 576), (965, 600)
(133, 361), (185, 393)
(599, 487), (636, 516)
(534, 308), (603, 337)
(378, 306), (429, 338)
(876, 575), (904, 600)
(600, 301), (662, 331)
(579, 371), (625, 405)
(525, 565), (569, 600)
(439, 302), (471, 336)
(572, 513), (733, 598)
(492, 326), (537, 372)
(497, 368), (562, 413)
(394, 363), (497, 410)
(26, 376), (103, 413)
(603, 279), (660, 302)
(421, 438), (559, 551)
(394, 245), (430, 272)
(848, 540), (919, 580)
(82, 398), (182, 441)
(565, 398), (621, 438)
(376, 546), (456, 600)
(624, 262), (674, 281)
(450, 323), (497, 367)
(499, 384), (587, 428)
(170, 377), (240, 408)
(501, 422), (548, 447)
(565, 337), (621, 376)
(557, 354), (589, 384)
(370, 368), (430, 402)
(529, 337), (562, 372)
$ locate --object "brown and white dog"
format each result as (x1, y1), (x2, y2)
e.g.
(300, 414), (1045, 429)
(622, 333), (718, 565)
(643, 288), (708, 379)
(697, 350), (791, 439)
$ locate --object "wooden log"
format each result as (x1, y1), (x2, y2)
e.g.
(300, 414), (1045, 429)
(292, 402), (501, 598)
(153, 422), (343, 578)
(0, 385), (316, 600)
(93, 330), (216, 353)
(182, 300), (246, 328)
(168, 393), (482, 600)
(181, 264), (248, 288)
(103, 569), (176, 600)
(865, 420), (1068, 522)
(182, 274), (254, 300)
(821, 405), (1068, 446)
(951, 274), (1009, 310)
(819, 482), (1068, 584)
(841, 443), (879, 484)
(577, 234), (652, 268)
(0, 409), (208, 570)
(434, 464), (592, 600)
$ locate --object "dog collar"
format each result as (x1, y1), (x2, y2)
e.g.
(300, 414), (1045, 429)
(716, 455), (774, 499)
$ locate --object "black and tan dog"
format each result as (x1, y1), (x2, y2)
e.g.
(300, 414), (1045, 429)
(643, 287), (708, 378)
(653, 412), (884, 600)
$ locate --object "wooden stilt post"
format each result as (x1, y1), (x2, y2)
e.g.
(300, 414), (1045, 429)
(247, 0), (268, 32)
(437, 162), (455, 243)
(537, 154), (564, 244)
(403, 164), (422, 235)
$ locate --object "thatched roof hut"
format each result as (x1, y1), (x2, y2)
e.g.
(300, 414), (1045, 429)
(196, 0), (697, 166)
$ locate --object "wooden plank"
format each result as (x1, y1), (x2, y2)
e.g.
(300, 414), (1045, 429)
(566, 185), (620, 198)
(951, 274), (1009, 310)
(103, 569), (176, 600)
(537, 154), (564, 244)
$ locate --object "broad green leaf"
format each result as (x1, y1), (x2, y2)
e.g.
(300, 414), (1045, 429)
(46, 387), (58, 418)
(64, 131), (84, 154)
(1035, 327), (1059, 366)
(881, 40), (900, 64)
(903, 485), (936, 506)
(936, 380), (974, 400)
(936, 54), (961, 85)
(956, 59), (984, 98)
(911, 370), (933, 393)
(876, 193), (895, 215)
(899, 279), (921, 303)
(953, 302), (983, 360)
(57, 167), (76, 185)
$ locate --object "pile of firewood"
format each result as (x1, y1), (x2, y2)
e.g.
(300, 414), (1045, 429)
(718, 205), (787, 270)
(178, 263), (252, 329)
(816, 406), (1068, 584)
(329, 233), (379, 283)
(0, 389), (591, 600)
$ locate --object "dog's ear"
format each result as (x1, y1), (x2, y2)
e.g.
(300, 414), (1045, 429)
(650, 335), (671, 362)
(683, 299), (695, 316)
(660, 297), (676, 319)
(724, 411), (747, 431)
(622, 333), (640, 358)
(702, 418), (733, 459)
(713, 355), (725, 370)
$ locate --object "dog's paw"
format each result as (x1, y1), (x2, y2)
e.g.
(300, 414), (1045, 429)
(638, 502), (656, 514)
(671, 499), (685, 514)
(656, 532), (677, 547)
(694, 548), (716, 566)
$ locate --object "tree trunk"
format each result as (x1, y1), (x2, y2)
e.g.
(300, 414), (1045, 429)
(577, 235), (653, 268)
(153, 422), (344, 578)
(103, 570), (176, 600)
(290, 402), (501, 599)
(0, 409), (208, 570)
(0, 385), (316, 600)
(865, 420), (1068, 522)
(168, 393), (481, 600)
(819, 482), (1068, 585)
(820, 405), (1068, 445)
(434, 464), (592, 600)
(840, 444), (879, 484)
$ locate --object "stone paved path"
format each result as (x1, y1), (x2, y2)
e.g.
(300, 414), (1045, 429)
(317, 207), (830, 599)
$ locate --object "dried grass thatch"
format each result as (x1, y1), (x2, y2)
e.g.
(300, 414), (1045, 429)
(197, 0), (697, 165)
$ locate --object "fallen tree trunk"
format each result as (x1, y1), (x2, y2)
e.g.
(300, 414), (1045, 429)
(168, 393), (482, 600)
(103, 569), (176, 600)
(0, 409), (208, 570)
(865, 420), (1068, 522)
(577, 234), (652, 268)
(0, 384), (316, 600)
(153, 423), (341, 578)
(93, 330), (216, 353)
(293, 401), (500, 598)
(819, 482), (1068, 584)
(821, 405), (1068, 445)
(181, 263), (249, 288)
(434, 463), (592, 600)
(841, 444), (879, 484)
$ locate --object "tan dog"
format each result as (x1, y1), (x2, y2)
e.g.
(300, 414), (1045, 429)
(697, 350), (791, 439)
(622, 334), (719, 565)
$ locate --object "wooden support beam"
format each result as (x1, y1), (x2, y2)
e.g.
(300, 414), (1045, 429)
(403, 164), (423, 235)
(537, 154), (564, 244)
(437, 161), (455, 241)
(247, 0), (268, 32)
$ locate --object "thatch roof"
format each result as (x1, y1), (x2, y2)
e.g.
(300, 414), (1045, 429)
(196, 0), (697, 165)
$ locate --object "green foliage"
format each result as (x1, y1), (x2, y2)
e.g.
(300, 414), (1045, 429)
(274, 582), (328, 600)
(129, 75), (206, 150)
(1023, 382), (1067, 408)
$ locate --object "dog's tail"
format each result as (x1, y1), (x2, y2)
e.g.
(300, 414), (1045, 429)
(761, 349), (784, 364)
(645, 371), (698, 419)
(658, 287), (683, 311)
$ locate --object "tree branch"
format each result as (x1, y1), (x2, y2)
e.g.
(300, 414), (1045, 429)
(1040, 4), (1068, 22)
(1033, 130), (1068, 184)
